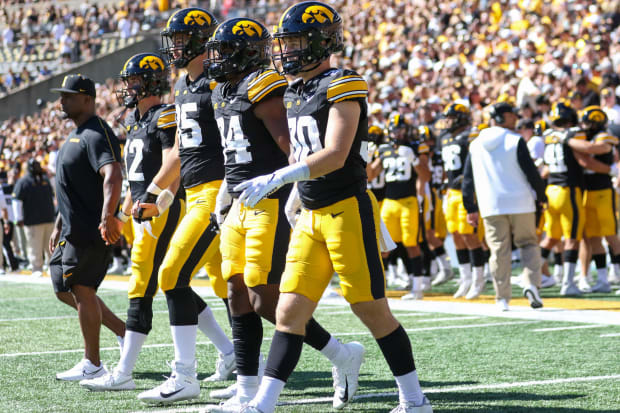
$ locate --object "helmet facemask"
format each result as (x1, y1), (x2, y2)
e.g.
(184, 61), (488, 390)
(161, 30), (210, 68)
(205, 38), (270, 82)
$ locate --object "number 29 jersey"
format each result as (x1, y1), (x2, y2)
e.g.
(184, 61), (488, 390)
(174, 73), (225, 189)
(285, 68), (369, 210)
(211, 69), (289, 197)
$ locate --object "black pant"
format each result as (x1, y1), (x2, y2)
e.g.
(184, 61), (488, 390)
(2, 220), (18, 271)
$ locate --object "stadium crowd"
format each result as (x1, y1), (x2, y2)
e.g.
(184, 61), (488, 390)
(0, 0), (619, 278)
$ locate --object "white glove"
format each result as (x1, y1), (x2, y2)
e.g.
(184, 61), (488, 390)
(214, 180), (232, 226)
(284, 183), (302, 228)
(609, 163), (619, 178)
(235, 162), (310, 208)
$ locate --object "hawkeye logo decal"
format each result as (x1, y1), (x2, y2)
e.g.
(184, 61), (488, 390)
(139, 55), (165, 71)
(183, 10), (211, 26)
(302, 5), (334, 24)
(232, 20), (263, 37)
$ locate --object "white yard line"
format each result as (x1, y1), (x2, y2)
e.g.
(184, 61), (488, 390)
(128, 374), (620, 413)
(532, 325), (609, 332)
(600, 332), (620, 337)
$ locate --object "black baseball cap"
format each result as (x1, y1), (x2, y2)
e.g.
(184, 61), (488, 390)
(51, 74), (96, 98)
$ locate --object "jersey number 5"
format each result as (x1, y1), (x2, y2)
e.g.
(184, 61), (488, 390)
(177, 102), (202, 148)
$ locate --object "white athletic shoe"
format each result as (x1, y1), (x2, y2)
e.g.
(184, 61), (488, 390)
(241, 404), (265, 413)
(540, 274), (556, 288)
(207, 394), (252, 412)
(453, 279), (472, 298)
(204, 351), (236, 382)
(137, 361), (199, 404)
(390, 396), (433, 412)
(496, 298), (509, 312)
(431, 267), (453, 286)
(80, 367), (135, 391)
(210, 354), (264, 400)
(32, 270), (43, 278)
(56, 358), (107, 381)
(523, 285), (543, 309)
(402, 289), (424, 300)
(577, 277), (592, 293)
(560, 283), (583, 296)
(465, 276), (485, 299)
(332, 341), (365, 410)
(591, 280), (612, 293)
(107, 257), (125, 275)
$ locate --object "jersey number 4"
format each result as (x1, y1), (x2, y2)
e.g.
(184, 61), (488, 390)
(216, 115), (252, 164)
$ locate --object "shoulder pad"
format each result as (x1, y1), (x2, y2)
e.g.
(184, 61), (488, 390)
(594, 132), (619, 145)
(247, 69), (287, 104)
(326, 69), (368, 103)
(417, 142), (430, 154)
(566, 128), (586, 140)
(156, 105), (176, 130)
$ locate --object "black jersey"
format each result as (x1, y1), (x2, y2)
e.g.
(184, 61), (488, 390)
(367, 142), (386, 202)
(440, 127), (478, 190)
(55, 115), (121, 244)
(543, 127), (585, 187)
(285, 68), (369, 210)
(429, 146), (445, 190)
(378, 143), (419, 199)
(174, 73), (225, 188)
(124, 104), (176, 202)
(584, 131), (619, 190)
(212, 69), (289, 197)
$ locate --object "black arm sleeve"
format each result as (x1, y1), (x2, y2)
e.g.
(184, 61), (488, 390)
(516, 138), (547, 203)
(462, 152), (478, 214)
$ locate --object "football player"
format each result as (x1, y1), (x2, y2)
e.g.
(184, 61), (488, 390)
(204, 17), (361, 412)
(418, 125), (453, 286)
(80, 52), (185, 391)
(438, 102), (486, 299)
(378, 114), (431, 299)
(136, 8), (236, 404)
(234, 2), (432, 412)
(539, 102), (615, 296)
(561, 106), (620, 292)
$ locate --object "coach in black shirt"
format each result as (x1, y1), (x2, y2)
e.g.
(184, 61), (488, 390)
(48, 74), (126, 381)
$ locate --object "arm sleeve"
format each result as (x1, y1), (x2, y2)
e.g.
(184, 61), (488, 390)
(462, 152), (478, 213)
(517, 138), (547, 202)
(86, 119), (121, 172)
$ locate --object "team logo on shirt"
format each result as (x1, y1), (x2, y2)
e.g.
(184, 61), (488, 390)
(232, 20), (263, 37)
(183, 10), (212, 26)
(302, 5), (334, 24)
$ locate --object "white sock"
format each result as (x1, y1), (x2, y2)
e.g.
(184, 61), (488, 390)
(473, 265), (484, 284)
(563, 262), (576, 286)
(458, 263), (472, 282)
(254, 376), (285, 413)
(320, 336), (347, 366)
(197, 306), (234, 355)
(436, 253), (450, 272)
(395, 370), (425, 405)
(597, 267), (608, 284)
(116, 335), (124, 351)
(117, 330), (147, 376)
(413, 277), (423, 292)
(237, 374), (259, 401)
(171, 325), (197, 368)
(553, 264), (563, 278)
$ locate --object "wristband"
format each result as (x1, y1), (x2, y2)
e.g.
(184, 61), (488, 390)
(116, 210), (130, 223)
(146, 182), (163, 195)
(276, 162), (310, 184)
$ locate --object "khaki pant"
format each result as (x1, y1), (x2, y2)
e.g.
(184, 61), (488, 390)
(483, 212), (541, 301)
(25, 222), (54, 272)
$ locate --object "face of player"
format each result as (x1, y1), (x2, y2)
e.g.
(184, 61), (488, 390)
(171, 33), (191, 61)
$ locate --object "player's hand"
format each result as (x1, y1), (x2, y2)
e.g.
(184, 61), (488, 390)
(466, 212), (479, 227)
(132, 200), (157, 221)
(99, 213), (122, 245)
(234, 173), (283, 208)
(49, 226), (60, 254)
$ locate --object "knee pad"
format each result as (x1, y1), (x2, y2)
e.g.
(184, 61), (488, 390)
(165, 287), (198, 325)
(126, 297), (154, 334)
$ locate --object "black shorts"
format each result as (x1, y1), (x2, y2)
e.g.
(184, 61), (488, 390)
(49, 238), (112, 293)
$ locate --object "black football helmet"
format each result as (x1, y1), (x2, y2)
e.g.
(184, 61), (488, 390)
(580, 105), (608, 133)
(204, 18), (271, 82)
(272, 1), (343, 75)
(437, 102), (471, 132)
(533, 119), (547, 137)
(160, 8), (218, 68)
(549, 101), (578, 128)
(418, 125), (435, 143)
(368, 125), (385, 145)
(116, 53), (170, 108)
(387, 114), (411, 145)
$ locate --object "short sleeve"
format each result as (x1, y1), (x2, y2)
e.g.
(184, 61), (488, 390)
(86, 118), (121, 172)
(156, 107), (177, 149)
(595, 133), (619, 146)
(247, 69), (288, 104)
(326, 73), (368, 103)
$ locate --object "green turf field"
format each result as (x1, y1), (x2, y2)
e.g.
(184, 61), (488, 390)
(0, 278), (619, 413)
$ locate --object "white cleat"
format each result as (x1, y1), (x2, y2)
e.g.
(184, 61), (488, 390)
(540, 274), (556, 288)
(56, 358), (107, 381)
(402, 290), (424, 300)
(390, 396), (434, 412)
(496, 298), (509, 312)
(523, 285), (543, 309)
(591, 280), (612, 293)
(453, 279), (472, 298)
(210, 354), (264, 400)
(431, 268), (453, 286)
(80, 367), (135, 391)
(240, 404), (265, 413)
(137, 361), (199, 404)
(560, 283), (583, 296)
(332, 341), (365, 410)
(577, 277), (592, 293)
(207, 394), (252, 413)
(465, 276), (485, 300)
(204, 351), (236, 382)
